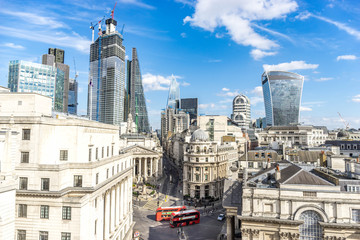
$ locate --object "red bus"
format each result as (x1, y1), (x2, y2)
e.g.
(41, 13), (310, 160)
(170, 209), (200, 228)
(155, 206), (187, 221)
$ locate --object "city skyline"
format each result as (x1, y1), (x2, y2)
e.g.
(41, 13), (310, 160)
(0, 0), (360, 130)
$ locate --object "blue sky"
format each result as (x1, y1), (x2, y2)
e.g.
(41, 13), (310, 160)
(0, 0), (359, 130)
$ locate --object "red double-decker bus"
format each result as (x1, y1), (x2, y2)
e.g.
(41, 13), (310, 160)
(170, 209), (200, 228)
(155, 206), (186, 221)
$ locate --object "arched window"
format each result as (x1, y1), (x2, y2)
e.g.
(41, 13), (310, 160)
(196, 146), (200, 153)
(299, 210), (323, 240)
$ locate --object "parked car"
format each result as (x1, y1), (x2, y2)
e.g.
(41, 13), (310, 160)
(217, 213), (225, 221)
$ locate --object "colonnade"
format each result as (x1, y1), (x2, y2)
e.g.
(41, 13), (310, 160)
(102, 176), (131, 240)
(133, 157), (160, 181)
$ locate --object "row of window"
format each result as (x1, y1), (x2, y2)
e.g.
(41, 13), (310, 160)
(18, 230), (70, 240)
(89, 145), (114, 162)
(18, 204), (71, 220)
(19, 175), (83, 190)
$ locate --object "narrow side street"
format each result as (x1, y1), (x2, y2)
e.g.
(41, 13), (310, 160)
(133, 155), (225, 240)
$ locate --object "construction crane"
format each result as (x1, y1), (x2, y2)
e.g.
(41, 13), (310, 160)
(111, 2), (117, 19)
(338, 112), (350, 130)
(90, 17), (105, 42)
(73, 57), (78, 81)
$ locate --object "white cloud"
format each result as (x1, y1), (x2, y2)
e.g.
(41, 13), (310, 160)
(250, 96), (263, 106)
(0, 10), (68, 29)
(251, 86), (263, 97)
(263, 60), (319, 72)
(0, 26), (90, 53)
(300, 106), (312, 111)
(199, 103), (228, 110)
(315, 77), (333, 82)
(199, 103), (216, 109)
(208, 59), (222, 63)
(183, 0), (298, 59)
(125, 55), (129, 61)
(251, 49), (277, 60)
(181, 81), (190, 87)
(181, 32), (187, 38)
(175, 0), (196, 6)
(337, 55), (357, 61)
(118, 0), (155, 9)
(219, 98), (233, 103)
(217, 88), (239, 97)
(296, 11), (360, 40)
(2, 42), (25, 49)
(146, 99), (151, 103)
(352, 94), (360, 103)
(142, 73), (184, 91)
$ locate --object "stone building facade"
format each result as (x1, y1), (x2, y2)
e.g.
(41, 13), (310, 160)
(0, 92), (134, 240)
(182, 129), (237, 199)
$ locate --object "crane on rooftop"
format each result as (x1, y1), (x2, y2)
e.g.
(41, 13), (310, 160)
(111, 2), (117, 20)
(90, 16), (105, 42)
(338, 112), (350, 130)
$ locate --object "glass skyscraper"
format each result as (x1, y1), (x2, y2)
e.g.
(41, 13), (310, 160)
(167, 76), (180, 111)
(88, 18), (126, 126)
(126, 48), (150, 133)
(68, 78), (78, 115)
(8, 60), (64, 111)
(262, 71), (304, 126)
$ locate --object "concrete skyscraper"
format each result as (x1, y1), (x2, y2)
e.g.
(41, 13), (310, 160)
(262, 71), (304, 126)
(126, 48), (150, 133)
(88, 18), (126, 126)
(42, 48), (69, 113)
(231, 94), (251, 128)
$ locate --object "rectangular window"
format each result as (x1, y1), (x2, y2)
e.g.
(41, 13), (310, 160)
(96, 148), (98, 160)
(74, 175), (82, 187)
(205, 167), (208, 171)
(19, 177), (28, 190)
(112, 146), (114, 156)
(352, 209), (360, 223)
(112, 166), (114, 175)
(107, 146), (109, 157)
(22, 129), (31, 140)
(102, 147), (104, 158)
(40, 205), (49, 219)
(196, 167), (200, 171)
(303, 191), (317, 197)
(39, 231), (48, 240)
(61, 232), (71, 240)
(21, 152), (29, 163)
(18, 204), (27, 217)
(205, 157), (208, 162)
(248, 162), (254, 168)
(41, 178), (50, 191)
(205, 175), (208, 181)
(62, 206), (71, 220)
(106, 169), (109, 179)
(17, 230), (26, 240)
(89, 148), (92, 162)
(60, 150), (68, 161)
(196, 175), (200, 181)
(96, 173), (99, 185)
(196, 158), (199, 162)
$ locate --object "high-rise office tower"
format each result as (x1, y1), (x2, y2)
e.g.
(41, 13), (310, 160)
(167, 76), (180, 111)
(262, 71), (304, 126)
(126, 48), (150, 133)
(7, 60), (64, 111)
(68, 78), (78, 114)
(42, 48), (69, 113)
(88, 18), (126, 126)
(231, 94), (251, 128)
(180, 98), (198, 122)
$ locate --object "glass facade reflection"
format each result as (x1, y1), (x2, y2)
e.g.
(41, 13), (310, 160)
(8, 60), (64, 111)
(167, 76), (180, 111)
(262, 71), (304, 126)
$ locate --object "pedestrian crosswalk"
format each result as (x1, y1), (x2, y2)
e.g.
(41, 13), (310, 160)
(143, 199), (162, 211)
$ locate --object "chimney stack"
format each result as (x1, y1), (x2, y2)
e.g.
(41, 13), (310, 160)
(275, 165), (281, 181)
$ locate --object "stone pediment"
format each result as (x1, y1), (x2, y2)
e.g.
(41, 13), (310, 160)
(122, 145), (160, 156)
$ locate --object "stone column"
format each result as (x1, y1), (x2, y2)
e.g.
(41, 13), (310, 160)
(150, 158), (153, 177)
(133, 159), (136, 177)
(226, 215), (235, 240)
(109, 188), (113, 234)
(139, 158), (142, 181)
(120, 181), (123, 220)
(104, 191), (110, 239)
(116, 184), (120, 225)
(103, 192), (107, 240)
(144, 158), (148, 181)
(155, 158), (159, 177)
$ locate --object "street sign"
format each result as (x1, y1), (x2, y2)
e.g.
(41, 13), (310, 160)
(134, 231), (140, 237)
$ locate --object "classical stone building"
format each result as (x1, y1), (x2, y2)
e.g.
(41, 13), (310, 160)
(0, 92), (134, 240)
(223, 162), (360, 240)
(258, 125), (328, 148)
(182, 129), (237, 199)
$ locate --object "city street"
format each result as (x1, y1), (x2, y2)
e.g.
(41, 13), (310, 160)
(133, 154), (225, 240)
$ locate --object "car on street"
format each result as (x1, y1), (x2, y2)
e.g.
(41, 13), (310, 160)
(217, 213), (225, 221)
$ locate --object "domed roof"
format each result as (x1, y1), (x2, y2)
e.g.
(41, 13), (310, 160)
(190, 129), (209, 142)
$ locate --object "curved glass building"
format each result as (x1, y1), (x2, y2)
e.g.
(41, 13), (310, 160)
(262, 71), (304, 126)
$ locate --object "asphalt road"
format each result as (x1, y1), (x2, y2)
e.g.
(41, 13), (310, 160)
(133, 155), (224, 240)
